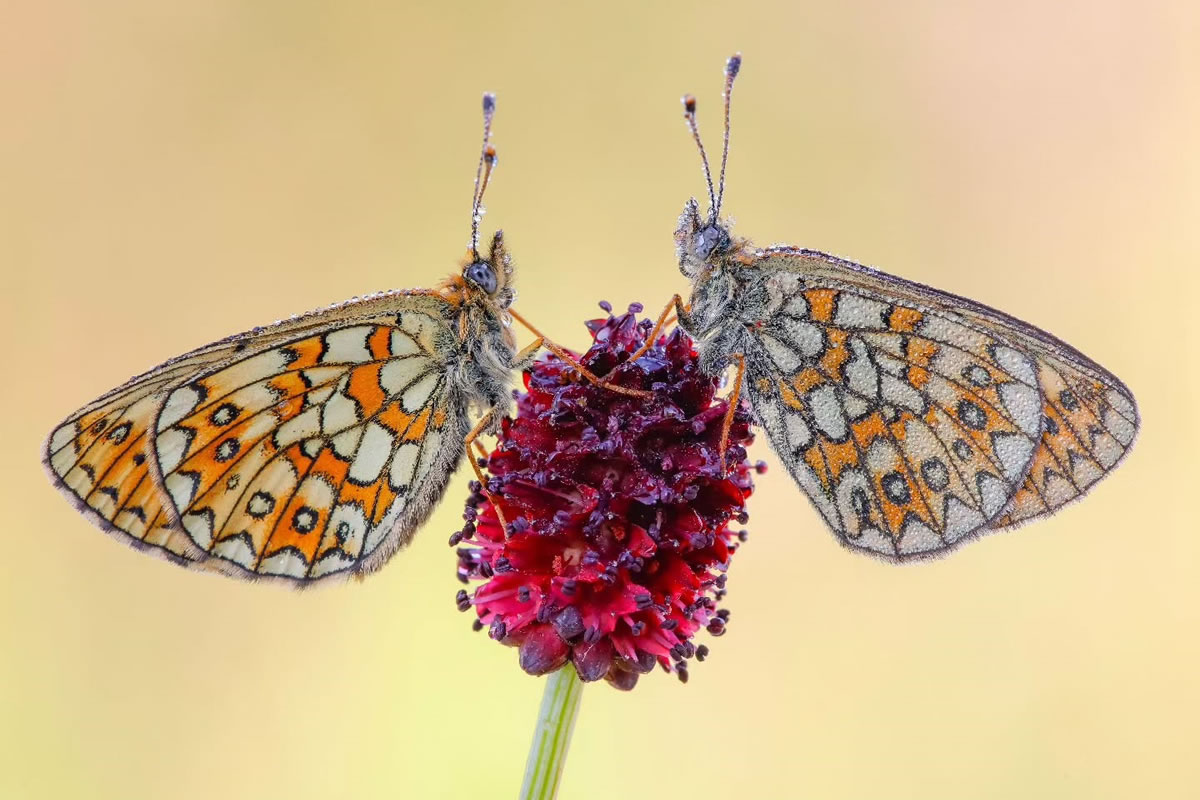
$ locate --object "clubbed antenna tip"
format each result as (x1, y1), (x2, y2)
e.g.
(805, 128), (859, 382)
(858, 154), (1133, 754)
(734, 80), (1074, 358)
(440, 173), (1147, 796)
(726, 53), (742, 79)
(482, 92), (496, 115)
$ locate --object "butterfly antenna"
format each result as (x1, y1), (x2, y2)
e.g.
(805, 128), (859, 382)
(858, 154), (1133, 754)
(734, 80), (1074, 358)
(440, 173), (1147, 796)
(470, 92), (498, 259)
(715, 52), (741, 217)
(682, 93), (718, 219)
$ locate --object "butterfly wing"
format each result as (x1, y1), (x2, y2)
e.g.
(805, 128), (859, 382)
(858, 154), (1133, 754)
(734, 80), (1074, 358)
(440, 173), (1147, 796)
(45, 365), (213, 565)
(45, 291), (472, 583)
(738, 247), (1137, 560)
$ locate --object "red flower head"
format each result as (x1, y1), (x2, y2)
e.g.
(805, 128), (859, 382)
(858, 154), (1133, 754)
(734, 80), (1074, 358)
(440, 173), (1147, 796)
(451, 303), (764, 689)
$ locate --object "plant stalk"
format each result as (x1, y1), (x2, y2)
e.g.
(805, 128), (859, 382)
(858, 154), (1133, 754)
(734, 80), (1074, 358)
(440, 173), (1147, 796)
(519, 667), (584, 800)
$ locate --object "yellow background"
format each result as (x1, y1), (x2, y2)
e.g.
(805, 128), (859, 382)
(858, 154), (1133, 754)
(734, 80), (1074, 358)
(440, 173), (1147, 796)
(3, 2), (1197, 798)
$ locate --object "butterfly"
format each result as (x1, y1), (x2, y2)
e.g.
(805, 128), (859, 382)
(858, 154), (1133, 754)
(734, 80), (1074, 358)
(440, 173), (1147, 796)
(43, 94), (637, 584)
(633, 54), (1139, 560)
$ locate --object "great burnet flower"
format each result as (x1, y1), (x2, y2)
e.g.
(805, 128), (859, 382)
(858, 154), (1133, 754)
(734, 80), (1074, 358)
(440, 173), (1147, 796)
(451, 302), (764, 689)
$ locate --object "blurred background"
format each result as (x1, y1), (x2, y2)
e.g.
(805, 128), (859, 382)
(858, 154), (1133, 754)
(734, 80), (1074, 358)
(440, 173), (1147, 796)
(3, 1), (1198, 798)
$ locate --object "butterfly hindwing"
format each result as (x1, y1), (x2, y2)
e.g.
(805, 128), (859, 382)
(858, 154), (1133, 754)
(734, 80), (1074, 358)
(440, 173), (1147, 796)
(45, 291), (470, 582)
(744, 268), (1047, 559)
(739, 248), (1142, 556)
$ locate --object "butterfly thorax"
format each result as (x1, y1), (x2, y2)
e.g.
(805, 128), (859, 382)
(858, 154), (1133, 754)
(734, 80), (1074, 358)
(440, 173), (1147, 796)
(453, 297), (517, 416)
(684, 256), (781, 375)
(435, 238), (520, 423)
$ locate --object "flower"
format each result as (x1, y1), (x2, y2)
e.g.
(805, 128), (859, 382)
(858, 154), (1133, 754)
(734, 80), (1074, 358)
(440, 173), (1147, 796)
(451, 302), (764, 689)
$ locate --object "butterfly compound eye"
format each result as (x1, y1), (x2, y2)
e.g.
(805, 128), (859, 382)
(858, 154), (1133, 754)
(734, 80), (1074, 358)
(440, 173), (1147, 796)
(464, 260), (499, 294)
(694, 223), (730, 261)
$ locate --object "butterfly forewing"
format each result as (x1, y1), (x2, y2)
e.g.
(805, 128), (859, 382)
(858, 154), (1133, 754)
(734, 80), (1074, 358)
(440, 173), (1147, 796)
(741, 248), (1136, 559)
(46, 388), (204, 564)
(44, 323), (288, 566)
(45, 290), (472, 583)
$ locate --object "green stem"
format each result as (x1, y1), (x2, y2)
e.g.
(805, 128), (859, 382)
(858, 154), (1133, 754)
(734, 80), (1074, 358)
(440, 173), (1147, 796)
(519, 667), (584, 800)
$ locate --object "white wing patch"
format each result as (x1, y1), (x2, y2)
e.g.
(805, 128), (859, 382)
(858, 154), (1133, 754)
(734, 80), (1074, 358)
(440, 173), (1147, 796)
(321, 326), (374, 364)
(348, 423), (395, 484)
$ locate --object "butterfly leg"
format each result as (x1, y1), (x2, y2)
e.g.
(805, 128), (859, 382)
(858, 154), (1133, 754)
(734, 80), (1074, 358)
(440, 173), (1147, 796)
(625, 294), (691, 364)
(506, 309), (652, 398)
(464, 409), (510, 534)
(717, 353), (746, 476)
(510, 335), (544, 372)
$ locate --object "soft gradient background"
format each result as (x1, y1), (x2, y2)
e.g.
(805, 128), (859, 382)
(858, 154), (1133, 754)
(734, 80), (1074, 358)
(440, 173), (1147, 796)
(3, 2), (1197, 798)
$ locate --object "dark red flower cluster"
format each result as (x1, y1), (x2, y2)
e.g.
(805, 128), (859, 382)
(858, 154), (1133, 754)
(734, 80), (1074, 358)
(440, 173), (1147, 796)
(451, 302), (764, 689)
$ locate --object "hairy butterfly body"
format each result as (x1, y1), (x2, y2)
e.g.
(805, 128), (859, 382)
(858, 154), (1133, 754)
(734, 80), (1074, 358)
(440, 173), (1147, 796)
(645, 55), (1138, 561)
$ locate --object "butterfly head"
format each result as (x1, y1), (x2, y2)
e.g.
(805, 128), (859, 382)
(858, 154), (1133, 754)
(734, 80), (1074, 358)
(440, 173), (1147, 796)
(676, 54), (742, 280)
(458, 228), (515, 309)
(675, 197), (733, 279)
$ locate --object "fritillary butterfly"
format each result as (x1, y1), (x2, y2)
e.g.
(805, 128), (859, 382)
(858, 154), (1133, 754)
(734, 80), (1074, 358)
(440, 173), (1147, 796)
(43, 94), (633, 584)
(636, 54), (1139, 560)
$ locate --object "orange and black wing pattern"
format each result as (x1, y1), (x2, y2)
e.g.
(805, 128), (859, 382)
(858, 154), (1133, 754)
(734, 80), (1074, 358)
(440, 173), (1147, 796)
(742, 248), (1137, 560)
(45, 291), (470, 583)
